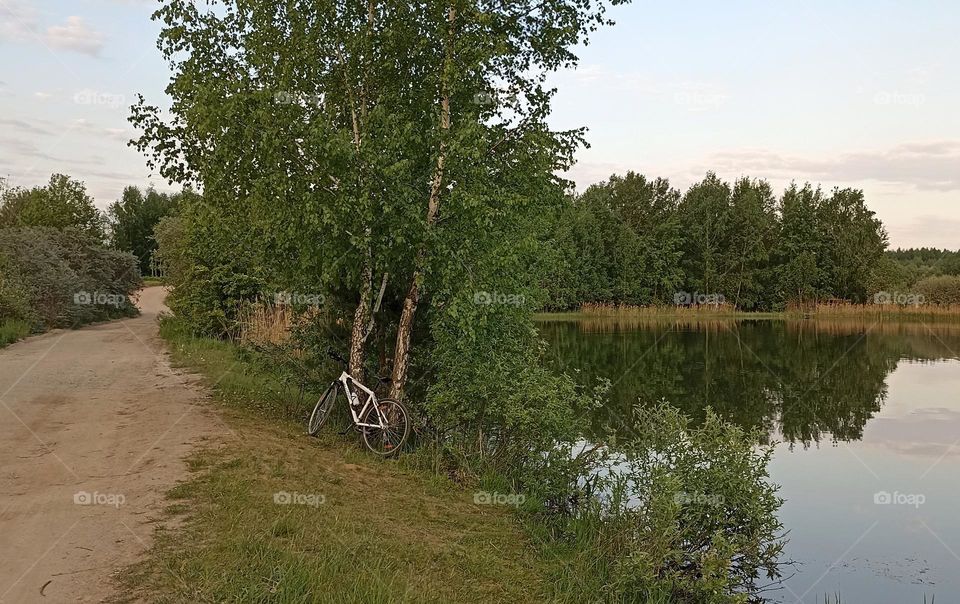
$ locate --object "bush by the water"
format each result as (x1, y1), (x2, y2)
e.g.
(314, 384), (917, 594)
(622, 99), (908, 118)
(915, 275), (960, 306)
(521, 400), (785, 603)
(0, 227), (141, 330)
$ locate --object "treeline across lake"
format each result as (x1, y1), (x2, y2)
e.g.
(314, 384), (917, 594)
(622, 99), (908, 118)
(543, 171), (958, 311)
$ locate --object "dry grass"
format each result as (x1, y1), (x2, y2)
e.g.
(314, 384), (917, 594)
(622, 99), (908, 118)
(238, 302), (324, 346)
(579, 301), (742, 316)
(801, 302), (960, 322)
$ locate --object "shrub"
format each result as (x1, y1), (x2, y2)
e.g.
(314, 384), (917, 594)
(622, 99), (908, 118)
(523, 402), (786, 603)
(0, 227), (141, 330)
(606, 404), (785, 601)
(914, 275), (960, 306)
(153, 202), (268, 338)
(420, 292), (581, 476)
(0, 251), (32, 323)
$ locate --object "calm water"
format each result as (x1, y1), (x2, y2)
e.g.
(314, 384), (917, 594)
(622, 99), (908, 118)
(539, 317), (960, 603)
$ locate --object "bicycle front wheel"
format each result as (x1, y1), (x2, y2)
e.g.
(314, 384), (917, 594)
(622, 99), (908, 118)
(307, 382), (338, 436)
(360, 398), (410, 456)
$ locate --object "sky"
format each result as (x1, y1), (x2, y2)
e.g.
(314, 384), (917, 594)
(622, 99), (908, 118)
(1, 0), (958, 249)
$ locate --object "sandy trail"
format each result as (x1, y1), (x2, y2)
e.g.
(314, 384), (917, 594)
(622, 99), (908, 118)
(0, 287), (224, 603)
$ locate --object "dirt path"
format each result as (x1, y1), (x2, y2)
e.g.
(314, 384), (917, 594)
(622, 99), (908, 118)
(0, 287), (224, 603)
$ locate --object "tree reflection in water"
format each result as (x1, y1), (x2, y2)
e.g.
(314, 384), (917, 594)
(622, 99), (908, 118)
(539, 317), (960, 447)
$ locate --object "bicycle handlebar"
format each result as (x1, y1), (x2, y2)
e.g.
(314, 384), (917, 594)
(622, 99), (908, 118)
(326, 348), (392, 385)
(326, 347), (348, 367)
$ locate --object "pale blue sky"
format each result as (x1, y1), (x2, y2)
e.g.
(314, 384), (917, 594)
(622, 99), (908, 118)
(1, 0), (958, 247)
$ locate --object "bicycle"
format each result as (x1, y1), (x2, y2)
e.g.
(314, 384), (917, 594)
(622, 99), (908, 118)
(307, 348), (411, 456)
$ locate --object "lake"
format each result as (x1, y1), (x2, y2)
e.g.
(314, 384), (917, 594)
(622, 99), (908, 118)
(539, 316), (960, 603)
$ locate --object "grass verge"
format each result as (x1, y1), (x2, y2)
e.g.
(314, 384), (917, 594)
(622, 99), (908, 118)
(0, 318), (30, 348)
(115, 317), (572, 603)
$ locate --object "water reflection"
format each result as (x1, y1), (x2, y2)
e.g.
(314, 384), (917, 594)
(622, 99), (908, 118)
(538, 316), (960, 602)
(540, 317), (960, 446)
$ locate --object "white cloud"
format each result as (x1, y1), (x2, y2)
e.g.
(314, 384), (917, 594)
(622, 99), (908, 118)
(0, 0), (38, 43)
(0, 4), (106, 57)
(45, 16), (104, 56)
(562, 64), (730, 112)
(0, 117), (55, 136)
(67, 118), (131, 141)
(563, 160), (639, 191)
(704, 141), (960, 192)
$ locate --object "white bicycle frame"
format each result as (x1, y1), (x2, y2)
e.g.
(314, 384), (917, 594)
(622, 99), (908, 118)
(336, 371), (387, 429)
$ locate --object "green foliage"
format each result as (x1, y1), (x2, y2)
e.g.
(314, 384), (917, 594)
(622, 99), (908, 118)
(886, 247), (960, 284)
(0, 227), (140, 329)
(523, 402), (784, 603)
(423, 299), (580, 471)
(0, 318), (30, 348)
(132, 0), (618, 426)
(546, 173), (685, 308)
(0, 249), (33, 323)
(0, 174), (106, 241)
(915, 275), (960, 305)
(132, 3), (789, 601)
(108, 186), (185, 273)
(547, 173), (890, 310)
(154, 200), (268, 337)
(607, 404), (784, 601)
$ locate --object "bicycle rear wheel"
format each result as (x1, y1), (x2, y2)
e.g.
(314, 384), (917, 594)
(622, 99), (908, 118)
(307, 382), (338, 436)
(360, 398), (410, 456)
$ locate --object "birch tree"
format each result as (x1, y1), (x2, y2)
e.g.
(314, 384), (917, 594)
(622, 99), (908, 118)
(132, 0), (624, 397)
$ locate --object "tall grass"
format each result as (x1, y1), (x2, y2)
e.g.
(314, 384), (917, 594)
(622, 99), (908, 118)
(801, 302), (960, 323)
(0, 318), (30, 348)
(579, 301), (750, 317)
(236, 301), (327, 346)
(237, 301), (297, 345)
(547, 301), (960, 328)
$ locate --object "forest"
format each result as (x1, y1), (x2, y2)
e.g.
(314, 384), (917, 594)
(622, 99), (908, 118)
(544, 171), (960, 311)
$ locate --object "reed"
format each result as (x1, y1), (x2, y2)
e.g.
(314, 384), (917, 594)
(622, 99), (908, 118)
(578, 301), (755, 317)
(802, 302), (960, 322)
(236, 301), (325, 346)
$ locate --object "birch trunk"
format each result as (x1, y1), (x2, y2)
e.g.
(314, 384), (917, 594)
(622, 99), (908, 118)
(349, 243), (373, 378)
(389, 6), (455, 399)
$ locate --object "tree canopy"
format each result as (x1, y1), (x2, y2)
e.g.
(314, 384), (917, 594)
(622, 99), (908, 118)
(0, 174), (106, 241)
(108, 186), (185, 273)
(544, 171), (891, 310)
